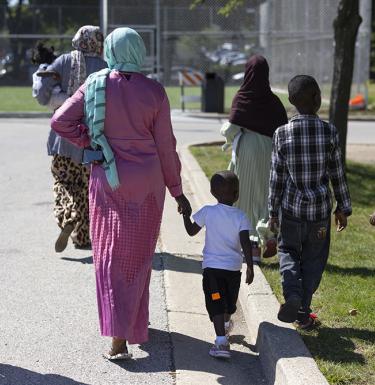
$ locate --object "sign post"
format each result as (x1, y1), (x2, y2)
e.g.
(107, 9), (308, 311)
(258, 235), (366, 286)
(179, 72), (186, 111)
(178, 70), (204, 112)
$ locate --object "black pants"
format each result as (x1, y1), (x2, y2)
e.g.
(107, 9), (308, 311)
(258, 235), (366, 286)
(202, 268), (241, 321)
(278, 212), (331, 322)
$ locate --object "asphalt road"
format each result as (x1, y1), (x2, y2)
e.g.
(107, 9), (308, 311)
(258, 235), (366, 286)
(0, 116), (258, 385)
(169, 113), (375, 145)
(0, 115), (373, 385)
(0, 119), (173, 385)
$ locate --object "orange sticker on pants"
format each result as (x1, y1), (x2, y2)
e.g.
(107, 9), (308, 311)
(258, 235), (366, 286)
(212, 292), (221, 300)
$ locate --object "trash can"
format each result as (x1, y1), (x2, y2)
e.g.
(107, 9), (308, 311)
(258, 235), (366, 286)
(201, 72), (224, 113)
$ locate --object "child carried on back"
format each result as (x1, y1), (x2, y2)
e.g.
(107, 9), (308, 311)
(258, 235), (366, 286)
(31, 42), (63, 110)
(182, 170), (254, 359)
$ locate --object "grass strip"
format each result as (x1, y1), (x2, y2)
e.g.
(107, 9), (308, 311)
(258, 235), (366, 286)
(190, 144), (375, 385)
(4, 84), (375, 115)
(0, 85), (289, 113)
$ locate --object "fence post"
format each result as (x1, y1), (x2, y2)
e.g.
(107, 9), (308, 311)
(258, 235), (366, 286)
(180, 84), (185, 112)
(100, 0), (108, 37)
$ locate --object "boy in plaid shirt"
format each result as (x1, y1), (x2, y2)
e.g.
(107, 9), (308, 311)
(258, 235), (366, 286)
(268, 75), (352, 329)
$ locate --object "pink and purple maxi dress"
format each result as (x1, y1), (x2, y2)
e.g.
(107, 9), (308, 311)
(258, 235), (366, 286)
(52, 72), (182, 344)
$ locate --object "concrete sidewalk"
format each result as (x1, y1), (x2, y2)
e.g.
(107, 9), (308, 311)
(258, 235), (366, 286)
(157, 145), (330, 385)
(158, 171), (266, 385)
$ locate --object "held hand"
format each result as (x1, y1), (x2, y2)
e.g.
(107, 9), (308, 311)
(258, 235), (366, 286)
(369, 211), (375, 226)
(269, 217), (279, 234)
(175, 194), (192, 217)
(246, 266), (254, 285)
(335, 211), (347, 232)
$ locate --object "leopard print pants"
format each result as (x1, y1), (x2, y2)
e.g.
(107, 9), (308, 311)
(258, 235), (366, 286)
(51, 154), (91, 247)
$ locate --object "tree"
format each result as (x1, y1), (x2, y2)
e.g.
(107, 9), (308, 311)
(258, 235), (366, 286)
(193, 0), (363, 162)
(370, 0), (375, 80)
(329, 0), (362, 161)
(1, 0), (99, 83)
(4, 0), (33, 76)
(191, 0), (262, 16)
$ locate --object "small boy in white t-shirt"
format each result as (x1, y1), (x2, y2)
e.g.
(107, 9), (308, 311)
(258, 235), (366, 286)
(182, 170), (254, 359)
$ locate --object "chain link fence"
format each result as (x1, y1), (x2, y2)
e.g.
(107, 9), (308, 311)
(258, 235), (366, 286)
(0, 0), (371, 101)
(261, 0), (371, 100)
(106, 0), (260, 84)
(107, 0), (371, 100)
(0, 3), (99, 84)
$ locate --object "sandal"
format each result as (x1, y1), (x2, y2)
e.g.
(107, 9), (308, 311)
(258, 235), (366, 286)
(103, 351), (132, 361)
(55, 223), (74, 253)
(103, 338), (132, 361)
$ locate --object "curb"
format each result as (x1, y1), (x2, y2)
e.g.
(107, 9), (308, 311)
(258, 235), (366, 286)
(172, 110), (375, 122)
(179, 145), (329, 385)
(0, 112), (51, 119)
(171, 109), (228, 120)
(1, 110), (375, 122)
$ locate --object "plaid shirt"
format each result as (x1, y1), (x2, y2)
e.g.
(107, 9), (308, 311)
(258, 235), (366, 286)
(268, 114), (352, 221)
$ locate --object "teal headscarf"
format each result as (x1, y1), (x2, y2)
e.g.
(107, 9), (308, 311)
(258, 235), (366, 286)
(84, 28), (146, 190)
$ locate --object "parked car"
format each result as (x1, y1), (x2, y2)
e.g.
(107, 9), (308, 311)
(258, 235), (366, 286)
(0, 53), (13, 77)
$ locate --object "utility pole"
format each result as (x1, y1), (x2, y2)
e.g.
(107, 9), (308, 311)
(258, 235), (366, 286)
(100, 0), (108, 37)
(155, 0), (161, 82)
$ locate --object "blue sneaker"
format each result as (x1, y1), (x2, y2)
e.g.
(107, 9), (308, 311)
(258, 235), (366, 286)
(209, 342), (231, 359)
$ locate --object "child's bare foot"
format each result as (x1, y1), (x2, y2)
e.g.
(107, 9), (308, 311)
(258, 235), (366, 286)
(103, 337), (132, 360)
(263, 238), (277, 258)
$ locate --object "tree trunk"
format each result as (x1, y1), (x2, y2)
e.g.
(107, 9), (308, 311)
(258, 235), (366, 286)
(329, 0), (362, 162)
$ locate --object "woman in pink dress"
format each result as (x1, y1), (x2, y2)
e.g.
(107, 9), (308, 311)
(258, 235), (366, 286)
(51, 27), (191, 359)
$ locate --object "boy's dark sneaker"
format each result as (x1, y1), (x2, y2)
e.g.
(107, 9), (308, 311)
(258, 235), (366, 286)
(277, 296), (301, 323)
(296, 313), (319, 331)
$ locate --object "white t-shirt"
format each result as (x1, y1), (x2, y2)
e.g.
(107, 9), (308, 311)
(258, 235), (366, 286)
(192, 203), (252, 271)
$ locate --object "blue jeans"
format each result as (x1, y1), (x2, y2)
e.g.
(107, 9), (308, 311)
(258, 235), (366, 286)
(278, 212), (331, 322)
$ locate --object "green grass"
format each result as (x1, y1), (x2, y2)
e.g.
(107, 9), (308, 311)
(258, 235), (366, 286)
(190, 144), (375, 385)
(367, 83), (375, 105)
(2, 84), (374, 116)
(0, 85), (290, 113)
(0, 87), (49, 112)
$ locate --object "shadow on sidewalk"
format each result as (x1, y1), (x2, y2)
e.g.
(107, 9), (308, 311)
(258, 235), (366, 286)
(61, 256), (93, 264)
(153, 252), (202, 275)
(59, 252), (200, 269)
(113, 328), (261, 385)
(0, 364), (89, 385)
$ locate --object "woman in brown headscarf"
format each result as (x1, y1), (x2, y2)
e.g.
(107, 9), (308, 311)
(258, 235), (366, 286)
(35, 26), (107, 252)
(221, 55), (288, 259)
